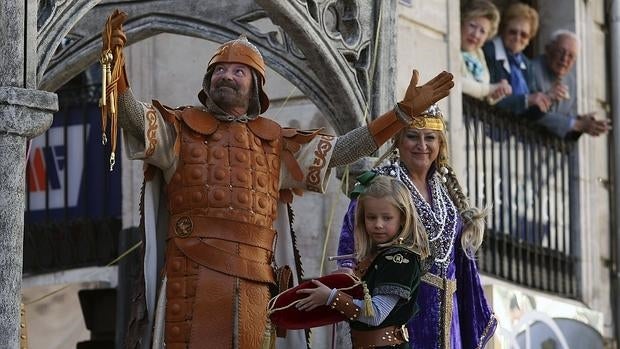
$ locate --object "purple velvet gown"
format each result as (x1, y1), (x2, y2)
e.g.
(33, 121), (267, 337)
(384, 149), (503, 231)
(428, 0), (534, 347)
(337, 164), (497, 349)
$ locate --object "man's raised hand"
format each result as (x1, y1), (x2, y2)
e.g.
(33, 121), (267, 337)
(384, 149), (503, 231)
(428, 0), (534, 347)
(398, 70), (454, 117)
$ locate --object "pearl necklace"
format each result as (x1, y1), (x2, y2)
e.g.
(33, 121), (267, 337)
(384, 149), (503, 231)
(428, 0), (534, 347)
(374, 162), (459, 273)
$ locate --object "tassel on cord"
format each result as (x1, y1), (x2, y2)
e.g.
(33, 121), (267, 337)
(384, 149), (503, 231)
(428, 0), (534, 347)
(99, 12), (125, 172)
(362, 282), (374, 317)
(261, 319), (276, 349)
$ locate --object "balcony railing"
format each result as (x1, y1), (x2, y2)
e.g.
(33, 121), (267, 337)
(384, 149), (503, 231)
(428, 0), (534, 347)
(463, 95), (579, 299)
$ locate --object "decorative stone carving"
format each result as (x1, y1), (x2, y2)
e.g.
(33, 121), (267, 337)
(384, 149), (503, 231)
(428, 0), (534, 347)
(324, 0), (362, 48)
(38, 0), (396, 134)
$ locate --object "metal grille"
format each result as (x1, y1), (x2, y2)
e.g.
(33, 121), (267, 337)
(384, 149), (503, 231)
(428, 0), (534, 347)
(463, 95), (579, 298)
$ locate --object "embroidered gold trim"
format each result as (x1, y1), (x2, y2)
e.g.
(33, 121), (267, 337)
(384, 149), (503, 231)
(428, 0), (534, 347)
(307, 135), (335, 191)
(420, 272), (457, 347)
(475, 313), (498, 349)
(442, 276), (457, 348)
(409, 117), (444, 131)
(145, 107), (158, 157)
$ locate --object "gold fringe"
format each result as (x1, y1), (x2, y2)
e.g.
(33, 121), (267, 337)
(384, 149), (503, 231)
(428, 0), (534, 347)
(362, 282), (374, 317)
(261, 319), (276, 349)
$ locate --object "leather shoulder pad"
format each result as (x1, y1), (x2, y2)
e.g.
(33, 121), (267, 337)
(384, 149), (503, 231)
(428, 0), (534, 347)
(152, 99), (182, 124)
(247, 116), (281, 141)
(282, 127), (325, 144)
(180, 107), (219, 135)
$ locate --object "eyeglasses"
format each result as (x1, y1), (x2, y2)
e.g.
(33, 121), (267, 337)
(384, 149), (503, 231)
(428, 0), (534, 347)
(553, 47), (576, 61)
(507, 28), (530, 40)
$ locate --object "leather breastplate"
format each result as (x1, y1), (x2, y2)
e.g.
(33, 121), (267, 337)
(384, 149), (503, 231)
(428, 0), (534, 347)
(166, 107), (282, 240)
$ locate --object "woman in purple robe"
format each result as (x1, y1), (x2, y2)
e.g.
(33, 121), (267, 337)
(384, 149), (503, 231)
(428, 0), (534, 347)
(336, 105), (497, 348)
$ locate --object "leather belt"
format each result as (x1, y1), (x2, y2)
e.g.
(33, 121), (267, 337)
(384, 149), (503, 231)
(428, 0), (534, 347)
(351, 324), (409, 348)
(170, 215), (276, 251)
(174, 237), (275, 284)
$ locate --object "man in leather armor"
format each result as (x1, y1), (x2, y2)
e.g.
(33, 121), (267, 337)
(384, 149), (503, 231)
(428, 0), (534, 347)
(104, 10), (454, 349)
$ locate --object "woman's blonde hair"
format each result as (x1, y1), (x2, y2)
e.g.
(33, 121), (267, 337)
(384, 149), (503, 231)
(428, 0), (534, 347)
(354, 175), (430, 261)
(500, 2), (539, 39)
(461, 0), (501, 39)
(376, 125), (488, 259)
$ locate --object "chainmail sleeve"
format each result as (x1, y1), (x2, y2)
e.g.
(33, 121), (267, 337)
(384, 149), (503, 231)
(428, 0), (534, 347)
(328, 105), (412, 168)
(328, 126), (377, 168)
(117, 88), (146, 143)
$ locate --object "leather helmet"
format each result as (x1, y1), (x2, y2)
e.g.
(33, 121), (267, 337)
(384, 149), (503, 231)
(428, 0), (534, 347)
(206, 35), (269, 113)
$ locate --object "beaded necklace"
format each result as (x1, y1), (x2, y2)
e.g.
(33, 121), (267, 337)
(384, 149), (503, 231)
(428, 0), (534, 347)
(374, 162), (459, 274)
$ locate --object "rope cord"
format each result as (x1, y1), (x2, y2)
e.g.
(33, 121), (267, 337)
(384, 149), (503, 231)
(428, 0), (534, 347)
(266, 274), (362, 314)
(319, 4), (384, 273)
(319, 193), (338, 277)
(24, 241), (143, 306)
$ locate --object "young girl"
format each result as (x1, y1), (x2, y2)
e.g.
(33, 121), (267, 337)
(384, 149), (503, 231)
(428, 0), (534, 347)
(295, 174), (430, 348)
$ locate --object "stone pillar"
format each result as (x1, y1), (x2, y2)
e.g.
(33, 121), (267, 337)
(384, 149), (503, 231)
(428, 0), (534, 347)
(0, 1), (57, 347)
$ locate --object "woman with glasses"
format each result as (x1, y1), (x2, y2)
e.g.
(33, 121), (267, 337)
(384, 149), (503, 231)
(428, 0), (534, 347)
(483, 2), (551, 115)
(460, 0), (512, 104)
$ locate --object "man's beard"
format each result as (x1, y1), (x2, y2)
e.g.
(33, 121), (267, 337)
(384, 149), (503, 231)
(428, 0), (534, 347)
(209, 81), (249, 112)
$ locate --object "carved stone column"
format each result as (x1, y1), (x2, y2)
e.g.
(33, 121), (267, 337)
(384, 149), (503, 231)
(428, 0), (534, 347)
(0, 1), (57, 346)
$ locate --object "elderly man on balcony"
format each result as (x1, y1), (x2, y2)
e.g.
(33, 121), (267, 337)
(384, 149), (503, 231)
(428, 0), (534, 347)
(531, 30), (611, 138)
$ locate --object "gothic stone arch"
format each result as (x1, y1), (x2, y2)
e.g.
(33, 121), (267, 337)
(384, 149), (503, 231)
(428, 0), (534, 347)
(38, 0), (396, 134)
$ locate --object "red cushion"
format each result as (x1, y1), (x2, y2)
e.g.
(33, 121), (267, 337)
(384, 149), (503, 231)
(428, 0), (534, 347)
(268, 273), (364, 329)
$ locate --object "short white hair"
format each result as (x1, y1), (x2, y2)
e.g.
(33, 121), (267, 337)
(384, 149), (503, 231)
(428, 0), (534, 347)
(548, 29), (579, 46)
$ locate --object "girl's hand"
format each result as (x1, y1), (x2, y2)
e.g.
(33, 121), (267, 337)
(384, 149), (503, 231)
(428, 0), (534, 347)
(295, 280), (332, 311)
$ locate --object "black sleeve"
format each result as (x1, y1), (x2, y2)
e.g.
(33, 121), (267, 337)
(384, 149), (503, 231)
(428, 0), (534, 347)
(371, 249), (421, 300)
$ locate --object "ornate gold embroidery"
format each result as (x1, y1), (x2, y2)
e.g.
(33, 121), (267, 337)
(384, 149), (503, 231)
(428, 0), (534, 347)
(145, 107), (158, 157)
(409, 116), (444, 130)
(443, 277), (457, 348)
(475, 313), (498, 349)
(420, 272), (457, 347)
(385, 254), (409, 264)
(306, 135), (334, 191)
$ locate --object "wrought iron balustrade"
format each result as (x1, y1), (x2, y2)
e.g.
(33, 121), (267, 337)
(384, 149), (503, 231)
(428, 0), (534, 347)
(462, 95), (579, 299)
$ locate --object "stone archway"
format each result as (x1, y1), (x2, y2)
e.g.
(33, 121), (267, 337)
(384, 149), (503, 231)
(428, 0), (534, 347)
(38, 0), (396, 134)
(0, 0), (398, 346)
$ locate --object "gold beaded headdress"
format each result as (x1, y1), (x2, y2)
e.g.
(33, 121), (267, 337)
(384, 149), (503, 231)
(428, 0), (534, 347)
(409, 104), (445, 131)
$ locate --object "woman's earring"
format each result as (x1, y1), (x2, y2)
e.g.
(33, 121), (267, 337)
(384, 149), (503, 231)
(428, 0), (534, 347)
(440, 166), (448, 183)
(391, 147), (400, 164)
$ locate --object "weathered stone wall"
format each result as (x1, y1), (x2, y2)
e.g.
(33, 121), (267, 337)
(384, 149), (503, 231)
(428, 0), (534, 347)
(0, 1), (57, 347)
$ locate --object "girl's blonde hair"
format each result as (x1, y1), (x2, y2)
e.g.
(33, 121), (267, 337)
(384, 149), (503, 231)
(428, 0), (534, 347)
(354, 175), (430, 261)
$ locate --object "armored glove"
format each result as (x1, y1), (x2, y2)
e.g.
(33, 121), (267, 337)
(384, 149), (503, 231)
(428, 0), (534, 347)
(102, 10), (128, 51)
(368, 70), (454, 146)
(398, 70), (454, 118)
